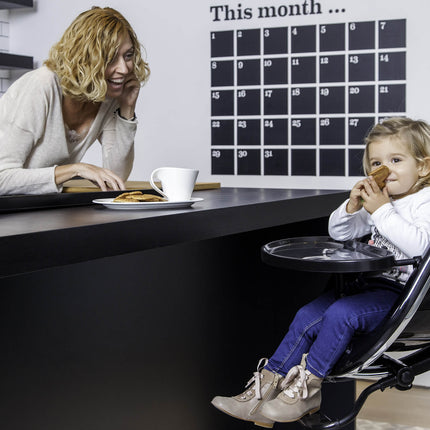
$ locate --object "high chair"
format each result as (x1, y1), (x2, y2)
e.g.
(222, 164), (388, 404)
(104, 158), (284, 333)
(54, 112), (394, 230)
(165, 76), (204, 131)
(261, 237), (430, 429)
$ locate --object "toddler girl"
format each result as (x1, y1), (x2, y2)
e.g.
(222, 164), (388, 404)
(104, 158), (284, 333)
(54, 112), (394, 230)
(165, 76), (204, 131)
(212, 117), (430, 428)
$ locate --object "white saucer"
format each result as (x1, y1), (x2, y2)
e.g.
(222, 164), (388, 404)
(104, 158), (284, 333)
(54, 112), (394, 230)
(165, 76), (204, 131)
(92, 197), (204, 210)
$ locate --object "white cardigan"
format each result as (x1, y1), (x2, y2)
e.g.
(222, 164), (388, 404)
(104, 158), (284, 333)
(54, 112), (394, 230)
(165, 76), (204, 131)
(0, 66), (137, 195)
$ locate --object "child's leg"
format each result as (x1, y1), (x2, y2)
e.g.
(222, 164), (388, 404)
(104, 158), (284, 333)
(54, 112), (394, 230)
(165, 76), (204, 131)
(266, 289), (338, 376)
(211, 290), (337, 428)
(306, 288), (400, 378)
(261, 287), (399, 423)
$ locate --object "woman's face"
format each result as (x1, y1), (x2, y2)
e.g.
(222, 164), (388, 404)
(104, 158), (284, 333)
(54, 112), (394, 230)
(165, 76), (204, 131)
(104, 32), (134, 98)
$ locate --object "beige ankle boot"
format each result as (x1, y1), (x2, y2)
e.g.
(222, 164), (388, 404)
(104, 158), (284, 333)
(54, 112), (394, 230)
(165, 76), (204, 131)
(261, 354), (322, 423)
(211, 358), (284, 428)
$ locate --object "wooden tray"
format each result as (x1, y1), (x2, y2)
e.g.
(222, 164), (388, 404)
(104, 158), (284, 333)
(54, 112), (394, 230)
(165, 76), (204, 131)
(62, 179), (221, 193)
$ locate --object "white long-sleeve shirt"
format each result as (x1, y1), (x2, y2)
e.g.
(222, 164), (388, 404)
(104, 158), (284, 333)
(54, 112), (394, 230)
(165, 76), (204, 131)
(0, 66), (137, 195)
(329, 187), (430, 282)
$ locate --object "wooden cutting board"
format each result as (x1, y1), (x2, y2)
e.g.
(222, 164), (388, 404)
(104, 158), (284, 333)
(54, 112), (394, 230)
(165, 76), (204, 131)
(62, 179), (221, 193)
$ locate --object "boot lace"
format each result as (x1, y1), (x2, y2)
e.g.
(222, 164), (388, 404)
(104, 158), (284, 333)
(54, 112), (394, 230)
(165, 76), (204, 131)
(280, 364), (310, 399)
(240, 357), (268, 400)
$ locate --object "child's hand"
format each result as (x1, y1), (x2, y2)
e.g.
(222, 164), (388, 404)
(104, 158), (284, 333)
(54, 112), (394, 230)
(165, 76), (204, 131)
(361, 176), (390, 214)
(346, 179), (365, 213)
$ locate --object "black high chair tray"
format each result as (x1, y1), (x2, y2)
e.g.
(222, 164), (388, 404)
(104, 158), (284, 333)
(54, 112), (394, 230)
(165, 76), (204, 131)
(261, 236), (395, 273)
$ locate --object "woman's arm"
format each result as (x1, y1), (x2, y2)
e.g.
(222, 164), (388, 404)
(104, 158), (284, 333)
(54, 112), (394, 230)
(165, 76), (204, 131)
(98, 109), (136, 181)
(55, 163), (125, 191)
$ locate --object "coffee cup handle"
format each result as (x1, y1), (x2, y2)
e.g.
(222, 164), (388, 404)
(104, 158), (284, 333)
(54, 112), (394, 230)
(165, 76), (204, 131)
(150, 168), (168, 199)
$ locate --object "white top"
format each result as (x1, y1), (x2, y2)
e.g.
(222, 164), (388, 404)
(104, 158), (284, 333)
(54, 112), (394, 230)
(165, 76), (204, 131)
(0, 66), (137, 195)
(329, 187), (430, 282)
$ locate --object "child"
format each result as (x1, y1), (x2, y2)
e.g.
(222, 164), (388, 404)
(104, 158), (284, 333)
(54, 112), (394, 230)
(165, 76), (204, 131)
(211, 117), (430, 428)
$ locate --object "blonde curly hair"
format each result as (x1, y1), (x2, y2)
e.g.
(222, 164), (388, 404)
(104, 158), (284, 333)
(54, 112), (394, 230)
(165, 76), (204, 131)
(45, 6), (150, 102)
(363, 117), (430, 191)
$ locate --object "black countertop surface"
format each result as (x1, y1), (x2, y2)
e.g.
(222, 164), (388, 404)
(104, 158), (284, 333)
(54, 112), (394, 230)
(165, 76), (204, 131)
(0, 187), (348, 277)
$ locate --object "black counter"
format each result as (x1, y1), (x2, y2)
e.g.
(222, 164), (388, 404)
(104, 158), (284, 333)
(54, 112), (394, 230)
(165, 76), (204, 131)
(0, 187), (348, 277)
(0, 188), (354, 430)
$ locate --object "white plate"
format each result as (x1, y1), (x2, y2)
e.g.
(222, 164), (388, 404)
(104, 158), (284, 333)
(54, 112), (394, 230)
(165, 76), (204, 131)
(92, 197), (204, 210)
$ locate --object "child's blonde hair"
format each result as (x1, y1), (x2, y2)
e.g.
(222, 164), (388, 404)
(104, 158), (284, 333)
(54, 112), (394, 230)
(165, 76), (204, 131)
(44, 6), (150, 102)
(363, 117), (430, 191)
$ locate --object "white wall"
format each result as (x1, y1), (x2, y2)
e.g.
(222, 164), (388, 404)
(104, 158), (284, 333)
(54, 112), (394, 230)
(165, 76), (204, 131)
(8, 0), (430, 188)
(0, 9), (10, 95)
(9, 0), (211, 182)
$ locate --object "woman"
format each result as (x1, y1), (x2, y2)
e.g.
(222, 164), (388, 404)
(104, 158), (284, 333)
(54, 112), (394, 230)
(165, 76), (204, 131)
(0, 6), (150, 195)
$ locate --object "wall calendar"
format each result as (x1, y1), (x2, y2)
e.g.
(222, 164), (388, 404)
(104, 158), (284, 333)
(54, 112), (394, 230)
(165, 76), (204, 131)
(210, 18), (406, 177)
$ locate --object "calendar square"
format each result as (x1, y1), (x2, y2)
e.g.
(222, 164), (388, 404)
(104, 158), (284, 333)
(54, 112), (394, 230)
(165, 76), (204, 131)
(291, 87), (316, 114)
(264, 27), (288, 54)
(320, 149), (345, 176)
(264, 57), (288, 85)
(379, 52), (406, 81)
(264, 119), (288, 145)
(348, 85), (375, 113)
(319, 23), (345, 52)
(264, 149), (288, 175)
(211, 119), (234, 146)
(348, 148), (365, 176)
(211, 149), (234, 174)
(319, 117), (345, 145)
(237, 59), (261, 86)
(320, 86), (345, 114)
(237, 119), (260, 146)
(291, 149), (316, 175)
(379, 19), (406, 49)
(291, 56), (316, 84)
(237, 89), (260, 115)
(237, 29), (260, 56)
(291, 118), (316, 145)
(349, 21), (375, 50)
(212, 90), (234, 116)
(378, 115), (405, 123)
(291, 25), (316, 53)
(320, 55), (345, 83)
(211, 31), (234, 57)
(379, 84), (406, 112)
(237, 149), (261, 175)
(348, 117), (375, 145)
(349, 53), (375, 82)
(211, 60), (234, 87)
(264, 88), (288, 115)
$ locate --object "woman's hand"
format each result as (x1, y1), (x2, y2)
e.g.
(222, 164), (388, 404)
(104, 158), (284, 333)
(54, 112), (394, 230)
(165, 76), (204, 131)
(360, 176), (390, 214)
(55, 163), (126, 191)
(346, 179), (365, 213)
(117, 73), (140, 120)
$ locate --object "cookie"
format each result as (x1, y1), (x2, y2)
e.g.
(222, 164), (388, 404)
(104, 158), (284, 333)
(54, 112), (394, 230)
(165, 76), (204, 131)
(369, 165), (389, 189)
(113, 191), (165, 202)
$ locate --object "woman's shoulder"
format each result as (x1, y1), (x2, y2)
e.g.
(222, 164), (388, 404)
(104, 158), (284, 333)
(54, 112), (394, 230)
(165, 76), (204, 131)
(5, 66), (60, 98)
(22, 66), (58, 88)
(0, 66), (62, 122)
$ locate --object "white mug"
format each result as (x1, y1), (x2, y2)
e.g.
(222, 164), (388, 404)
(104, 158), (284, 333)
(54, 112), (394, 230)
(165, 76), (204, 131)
(150, 167), (199, 201)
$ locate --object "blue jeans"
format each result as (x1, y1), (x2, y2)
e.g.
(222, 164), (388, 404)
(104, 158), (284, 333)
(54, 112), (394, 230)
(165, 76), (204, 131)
(266, 283), (400, 378)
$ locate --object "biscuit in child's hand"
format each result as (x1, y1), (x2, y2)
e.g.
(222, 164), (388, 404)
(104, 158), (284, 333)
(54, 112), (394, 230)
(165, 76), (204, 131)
(113, 191), (165, 202)
(369, 165), (389, 189)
